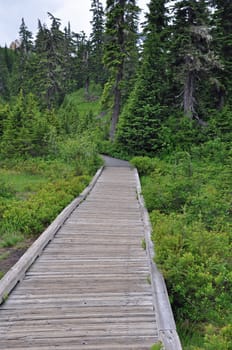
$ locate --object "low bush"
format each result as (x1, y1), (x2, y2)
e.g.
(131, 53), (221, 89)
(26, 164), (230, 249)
(130, 156), (156, 176)
(135, 151), (232, 349)
(0, 175), (90, 247)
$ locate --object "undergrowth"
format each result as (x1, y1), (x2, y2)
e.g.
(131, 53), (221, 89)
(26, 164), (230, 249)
(131, 140), (232, 349)
(0, 159), (91, 248)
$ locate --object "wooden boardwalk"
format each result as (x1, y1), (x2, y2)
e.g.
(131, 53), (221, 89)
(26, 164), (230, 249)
(0, 165), (181, 349)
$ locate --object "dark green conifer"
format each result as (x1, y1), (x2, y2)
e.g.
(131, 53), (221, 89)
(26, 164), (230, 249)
(117, 0), (169, 154)
(89, 0), (106, 85)
(103, 0), (140, 139)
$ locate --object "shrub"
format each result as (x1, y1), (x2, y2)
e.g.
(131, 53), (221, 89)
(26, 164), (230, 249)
(0, 175), (90, 244)
(130, 156), (156, 176)
(0, 181), (15, 199)
(141, 153), (232, 348)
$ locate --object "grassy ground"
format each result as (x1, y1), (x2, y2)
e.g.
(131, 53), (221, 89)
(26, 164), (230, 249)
(0, 158), (91, 278)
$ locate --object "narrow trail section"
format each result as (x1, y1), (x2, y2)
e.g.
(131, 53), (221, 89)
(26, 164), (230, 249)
(0, 163), (181, 349)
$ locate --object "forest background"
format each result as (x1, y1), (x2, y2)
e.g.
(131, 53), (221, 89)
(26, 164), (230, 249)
(0, 1), (231, 349)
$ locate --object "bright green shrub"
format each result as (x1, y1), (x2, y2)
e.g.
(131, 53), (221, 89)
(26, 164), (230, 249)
(0, 175), (90, 244)
(130, 156), (156, 176)
(58, 133), (103, 176)
(0, 181), (15, 199)
(202, 324), (232, 350)
(141, 152), (232, 348)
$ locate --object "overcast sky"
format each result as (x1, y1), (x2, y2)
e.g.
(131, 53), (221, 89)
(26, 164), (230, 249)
(0, 0), (148, 47)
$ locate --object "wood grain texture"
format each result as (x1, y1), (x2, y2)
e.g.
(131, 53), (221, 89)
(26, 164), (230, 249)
(0, 166), (161, 349)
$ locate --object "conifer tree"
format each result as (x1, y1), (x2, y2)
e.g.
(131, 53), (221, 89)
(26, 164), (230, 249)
(34, 14), (66, 108)
(12, 19), (34, 95)
(103, 0), (140, 139)
(72, 31), (91, 93)
(171, 0), (220, 121)
(63, 23), (76, 93)
(211, 0), (232, 105)
(117, 0), (169, 155)
(90, 0), (106, 85)
(1, 91), (57, 157)
(0, 48), (10, 99)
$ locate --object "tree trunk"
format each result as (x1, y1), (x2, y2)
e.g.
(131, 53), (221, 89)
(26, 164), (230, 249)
(184, 67), (195, 119)
(109, 68), (123, 140)
(109, 88), (121, 140)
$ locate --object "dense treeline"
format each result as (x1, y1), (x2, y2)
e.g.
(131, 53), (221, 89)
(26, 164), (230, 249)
(1, 0), (231, 154)
(117, 0), (232, 155)
(0, 1), (231, 349)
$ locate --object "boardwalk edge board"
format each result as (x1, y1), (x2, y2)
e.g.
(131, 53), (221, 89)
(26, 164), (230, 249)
(134, 168), (182, 350)
(0, 166), (104, 304)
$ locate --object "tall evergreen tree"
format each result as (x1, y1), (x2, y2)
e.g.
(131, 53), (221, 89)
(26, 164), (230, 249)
(72, 31), (91, 93)
(89, 0), (106, 85)
(19, 18), (34, 54)
(171, 0), (220, 121)
(117, 0), (169, 155)
(12, 18), (34, 95)
(210, 0), (232, 106)
(0, 48), (10, 99)
(103, 0), (140, 139)
(34, 14), (66, 108)
(63, 23), (76, 93)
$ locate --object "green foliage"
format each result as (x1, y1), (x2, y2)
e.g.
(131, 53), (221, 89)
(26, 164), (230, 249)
(0, 91), (58, 158)
(117, 99), (166, 155)
(103, 0), (140, 138)
(89, 0), (106, 85)
(150, 343), (163, 350)
(130, 156), (156, 176)
(58, 133), (103, 175)
(1, 233), (24, 248)
(58, 85), (102, 136)
(0, 174), (90, 247)
(99, 139), (130, 160)
(160, 115), (208, 153)
(202, 324), (232, 350)
(136, 149), (232, 348)
(0, 181), (15, 199)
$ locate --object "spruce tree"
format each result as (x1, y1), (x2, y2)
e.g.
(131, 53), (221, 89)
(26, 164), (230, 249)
(63, 23), (76, 94)
(72, 31), (91, 93)
(117, 0), (169, 155)
(171, 0), (220, 121)
(34, 14), (66, 108)
(103, 0), (140, 139)
(11, 19), (34, 95)
(1, 91), (57, 157)
(211, 0), (232, 105)
(0, 48), (10, 99)
(90, 0), (106, 85)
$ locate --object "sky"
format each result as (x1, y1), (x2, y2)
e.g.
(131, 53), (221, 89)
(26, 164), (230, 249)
(0, 0), (148, 47)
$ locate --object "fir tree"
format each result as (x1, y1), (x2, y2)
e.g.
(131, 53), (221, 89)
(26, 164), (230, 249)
(63, 23), (76, 93)
(0, 48), (10, 99)
(211, 0), (232, 106)
(89, 0), (106, 85)
(34, 14), (66, 108)
(117, 0), (169, 155)
(72, 31), (91, 93)
(103, 0), (140, 139)
(171, 0), (220, 121)
(12, 19), (34, 95)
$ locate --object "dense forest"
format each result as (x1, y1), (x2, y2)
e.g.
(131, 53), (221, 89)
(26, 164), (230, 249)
(0, 0), (231, 349)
